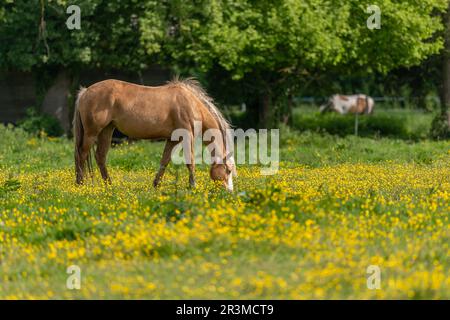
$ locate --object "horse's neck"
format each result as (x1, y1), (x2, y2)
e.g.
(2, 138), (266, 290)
(206, 135), (225, 159)
(201, 113), (221, 131)
(200, 110), (230, 161)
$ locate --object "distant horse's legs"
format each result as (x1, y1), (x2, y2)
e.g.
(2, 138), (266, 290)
(153, 140), (178, 188)
(76, 135), (96, 184)
(95, 124), (115, 183)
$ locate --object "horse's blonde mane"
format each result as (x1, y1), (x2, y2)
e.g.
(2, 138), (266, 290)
(169, 76), (231, 133)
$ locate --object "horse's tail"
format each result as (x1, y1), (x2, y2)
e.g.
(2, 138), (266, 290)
(73, 87), (93, 183)
(173, 77), (237, 176)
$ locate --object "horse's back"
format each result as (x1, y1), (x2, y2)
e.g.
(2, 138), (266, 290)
(78, 79), (199, 139)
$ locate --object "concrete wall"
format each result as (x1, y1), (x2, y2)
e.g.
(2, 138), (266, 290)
(0, 72), (36, 124)
(41, 70), (71, 132)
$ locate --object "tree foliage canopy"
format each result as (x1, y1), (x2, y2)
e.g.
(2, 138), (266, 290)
(0, 0), (448, 124)
(140, 0), (447, 76)
(1, 0), (445, 72)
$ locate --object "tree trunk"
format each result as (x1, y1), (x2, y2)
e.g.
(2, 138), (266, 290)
(433, 2), (450, 138)
(259, 91), (271, 128)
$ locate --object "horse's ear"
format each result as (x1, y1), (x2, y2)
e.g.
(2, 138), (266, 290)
(224, 154), (237, 177)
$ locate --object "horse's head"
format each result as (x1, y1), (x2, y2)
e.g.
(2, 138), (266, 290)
(210, 158), (235, 192)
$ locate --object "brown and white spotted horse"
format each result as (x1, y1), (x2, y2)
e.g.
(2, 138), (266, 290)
(320, 94), (375, 115)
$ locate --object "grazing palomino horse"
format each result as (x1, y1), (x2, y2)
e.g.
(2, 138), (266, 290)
(320, 94), (375, 115)
(73, 78), (236, 191)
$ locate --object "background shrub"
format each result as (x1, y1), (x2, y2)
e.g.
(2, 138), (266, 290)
(292, 107), (435, 140)
(17, 108), (64, 137)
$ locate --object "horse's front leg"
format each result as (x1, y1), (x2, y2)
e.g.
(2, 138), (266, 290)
(153, 140), (177, 188)
(186, 133), (196, 188)
(186, 163), (196, 188)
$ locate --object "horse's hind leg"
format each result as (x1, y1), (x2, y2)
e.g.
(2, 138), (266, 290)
(77, 135), (96, 184)
(153, 140), (177, 188)
(95, 124), (115, 183)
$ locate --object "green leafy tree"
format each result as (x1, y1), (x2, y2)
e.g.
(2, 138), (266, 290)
(140, 0), (447, 126)
(0, 0), (151, 73)
(0, 0), (151, 126)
